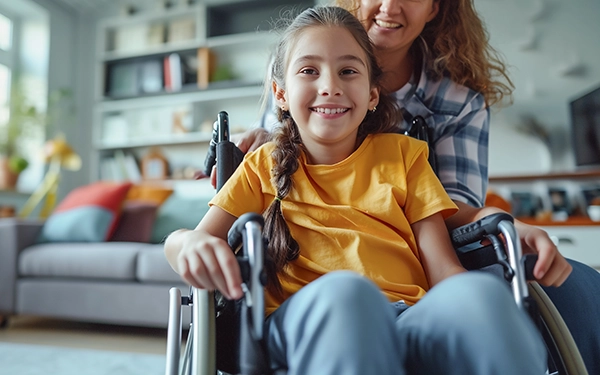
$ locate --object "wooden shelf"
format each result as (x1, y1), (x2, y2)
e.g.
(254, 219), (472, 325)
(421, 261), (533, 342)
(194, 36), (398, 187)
(490, 169), (600, 182)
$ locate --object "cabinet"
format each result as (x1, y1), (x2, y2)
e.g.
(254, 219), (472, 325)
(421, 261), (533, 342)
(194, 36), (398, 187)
(92, 0), (314, 188)
(541, 226), (600, 271)
(488, 171), (600, 271)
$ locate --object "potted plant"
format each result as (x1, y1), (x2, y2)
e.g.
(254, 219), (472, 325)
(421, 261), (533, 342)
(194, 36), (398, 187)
(0, 84), (72, 190)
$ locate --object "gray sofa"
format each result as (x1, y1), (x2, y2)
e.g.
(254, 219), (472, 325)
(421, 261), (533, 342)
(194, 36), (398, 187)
(0, 194), (211, 328)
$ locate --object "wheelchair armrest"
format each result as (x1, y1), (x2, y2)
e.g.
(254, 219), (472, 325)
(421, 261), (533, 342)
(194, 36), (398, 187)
(450, 212), (514, 248)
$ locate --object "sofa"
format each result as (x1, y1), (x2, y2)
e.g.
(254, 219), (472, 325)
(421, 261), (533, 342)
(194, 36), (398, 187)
(0, 182), (213, 329)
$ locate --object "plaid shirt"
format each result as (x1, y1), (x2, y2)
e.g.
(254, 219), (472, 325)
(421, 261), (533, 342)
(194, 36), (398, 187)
(259, 63), (489, 208)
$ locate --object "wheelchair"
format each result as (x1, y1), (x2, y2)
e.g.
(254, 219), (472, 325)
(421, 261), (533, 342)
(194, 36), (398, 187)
(165, 112), (588, 375)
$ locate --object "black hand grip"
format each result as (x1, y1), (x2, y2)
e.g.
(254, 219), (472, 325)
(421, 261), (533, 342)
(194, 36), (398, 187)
(228, 213), (265, 250)
(451, 212), (514, 248)
(523, 254), (538, 281)
(216, 142), (245, 191)
(202, 120), (219, 176)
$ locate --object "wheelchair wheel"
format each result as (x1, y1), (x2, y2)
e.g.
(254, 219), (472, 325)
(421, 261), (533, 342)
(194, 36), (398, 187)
(529, 282), (588, 375)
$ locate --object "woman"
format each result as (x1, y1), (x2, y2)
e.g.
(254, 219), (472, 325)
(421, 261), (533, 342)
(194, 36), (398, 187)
(228, 1), (599, 372)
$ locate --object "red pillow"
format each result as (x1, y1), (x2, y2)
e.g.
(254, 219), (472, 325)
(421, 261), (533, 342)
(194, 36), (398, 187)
(38, 182), (133, 242)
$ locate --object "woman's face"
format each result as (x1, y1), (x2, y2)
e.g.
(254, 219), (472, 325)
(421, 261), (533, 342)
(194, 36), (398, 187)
(358, 0), (439, 53)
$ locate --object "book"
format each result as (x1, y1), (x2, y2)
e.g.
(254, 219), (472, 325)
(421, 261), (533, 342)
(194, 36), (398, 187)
(168, 53), (182, 92)
(197, 47), (216, 89)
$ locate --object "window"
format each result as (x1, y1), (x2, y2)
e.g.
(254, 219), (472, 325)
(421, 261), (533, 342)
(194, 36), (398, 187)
(0, 11), (13, 152)
(0, 12), (12, 51)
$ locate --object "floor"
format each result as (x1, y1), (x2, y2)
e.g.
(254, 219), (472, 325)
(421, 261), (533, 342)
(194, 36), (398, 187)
(0, 315), (175, 355)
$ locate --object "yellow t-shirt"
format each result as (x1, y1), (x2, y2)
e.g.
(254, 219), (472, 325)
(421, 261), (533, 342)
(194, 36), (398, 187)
(210, 133), (458, 315)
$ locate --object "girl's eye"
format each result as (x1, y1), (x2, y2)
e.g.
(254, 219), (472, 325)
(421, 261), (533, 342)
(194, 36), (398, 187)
(341, 68), (358, 75)
(300, 68), (317, 75)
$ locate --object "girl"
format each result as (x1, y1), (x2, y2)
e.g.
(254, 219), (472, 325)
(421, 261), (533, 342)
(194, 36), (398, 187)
(166, 6), (545, 374)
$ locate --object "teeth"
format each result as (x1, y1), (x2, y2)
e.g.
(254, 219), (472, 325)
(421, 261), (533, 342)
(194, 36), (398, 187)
(375, 20), (401, 28)
(314, 107), (348, 114)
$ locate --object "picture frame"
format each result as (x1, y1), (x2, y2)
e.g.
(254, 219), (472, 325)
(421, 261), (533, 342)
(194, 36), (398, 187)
(548, 187), (571, 214)
(581, 186), (600, 207)
(510, 191), (540, 218)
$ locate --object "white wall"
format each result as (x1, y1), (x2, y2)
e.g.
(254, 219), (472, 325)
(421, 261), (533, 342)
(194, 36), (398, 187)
(476, 0), (600, 172)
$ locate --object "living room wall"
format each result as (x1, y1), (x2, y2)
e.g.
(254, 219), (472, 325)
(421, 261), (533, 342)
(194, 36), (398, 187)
(476, 0), (600, 173)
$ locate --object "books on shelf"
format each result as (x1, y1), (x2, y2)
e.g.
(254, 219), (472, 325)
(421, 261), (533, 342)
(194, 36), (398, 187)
(164, 53), (182, 92)
(100, 151), (142, 182)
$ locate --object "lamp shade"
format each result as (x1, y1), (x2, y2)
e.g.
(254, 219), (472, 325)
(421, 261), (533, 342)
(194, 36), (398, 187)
(43, 135), (81, 171)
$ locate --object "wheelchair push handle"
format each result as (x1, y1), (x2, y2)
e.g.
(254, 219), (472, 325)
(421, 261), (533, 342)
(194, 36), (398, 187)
(228, 213), (265, 250)
(451, 212), (514, 248)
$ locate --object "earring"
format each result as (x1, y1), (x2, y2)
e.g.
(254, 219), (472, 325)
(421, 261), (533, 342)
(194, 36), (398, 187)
(371, 106), (377, 113)
(281, 106), (287, 111)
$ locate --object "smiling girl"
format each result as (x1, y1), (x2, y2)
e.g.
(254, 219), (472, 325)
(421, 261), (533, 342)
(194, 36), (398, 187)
(165, 6), (546, 374)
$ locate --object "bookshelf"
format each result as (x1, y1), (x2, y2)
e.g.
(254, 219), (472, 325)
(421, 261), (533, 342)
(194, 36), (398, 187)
(92, 0), (315, 186)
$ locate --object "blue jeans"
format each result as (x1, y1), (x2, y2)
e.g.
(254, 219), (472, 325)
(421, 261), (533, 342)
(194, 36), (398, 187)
(264, 271), (546, 375)
(542, 258), (600, 375)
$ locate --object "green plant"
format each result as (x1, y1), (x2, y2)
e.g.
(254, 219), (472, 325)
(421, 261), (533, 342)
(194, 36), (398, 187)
(1, 82), (73, 174)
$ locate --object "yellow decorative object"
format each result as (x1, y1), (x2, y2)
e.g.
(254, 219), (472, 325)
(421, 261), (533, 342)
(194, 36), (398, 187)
(19, 135), (81, 218)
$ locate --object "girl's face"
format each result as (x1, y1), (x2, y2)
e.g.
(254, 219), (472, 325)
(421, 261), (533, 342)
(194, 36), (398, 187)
(273, 26), (379, 158)
(358, 0), (439, 53)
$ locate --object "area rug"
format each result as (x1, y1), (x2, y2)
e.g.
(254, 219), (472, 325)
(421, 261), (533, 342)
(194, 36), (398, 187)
(0, 342), (166, 375)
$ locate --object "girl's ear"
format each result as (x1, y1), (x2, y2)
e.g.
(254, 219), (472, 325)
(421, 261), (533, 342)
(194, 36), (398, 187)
(272, 81), (287, 109)
(369, 86), (380, 112)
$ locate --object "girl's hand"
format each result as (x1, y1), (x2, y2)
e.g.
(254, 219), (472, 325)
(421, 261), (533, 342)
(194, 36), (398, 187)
(514, 219), (572, 287)
(176, 230), (243, 300)
(165, 206), (242, 300)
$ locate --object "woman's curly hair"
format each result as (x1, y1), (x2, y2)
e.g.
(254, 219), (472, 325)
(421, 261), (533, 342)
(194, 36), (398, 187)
(336, 0), (514, 107)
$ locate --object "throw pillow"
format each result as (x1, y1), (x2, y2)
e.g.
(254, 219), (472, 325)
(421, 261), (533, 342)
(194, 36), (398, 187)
(125, 184), (173, 205)
(38, 181), (133, 243)
(109, 201), (159, 243)
(150, 195), (211, 244)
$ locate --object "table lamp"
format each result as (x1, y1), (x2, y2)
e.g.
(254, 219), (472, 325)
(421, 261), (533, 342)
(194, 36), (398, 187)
(19, 135), (81, 218)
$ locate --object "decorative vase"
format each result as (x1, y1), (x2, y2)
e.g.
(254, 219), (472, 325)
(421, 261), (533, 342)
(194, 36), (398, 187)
(0, 157), (20, 190)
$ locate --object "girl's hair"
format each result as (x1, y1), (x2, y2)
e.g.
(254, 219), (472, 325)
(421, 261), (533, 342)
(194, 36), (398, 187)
(263, 6), (399, 297)
(335, 0), (514, 107)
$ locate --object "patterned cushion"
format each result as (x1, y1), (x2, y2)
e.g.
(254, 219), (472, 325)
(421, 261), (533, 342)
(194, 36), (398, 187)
(38, 182), (133, 243)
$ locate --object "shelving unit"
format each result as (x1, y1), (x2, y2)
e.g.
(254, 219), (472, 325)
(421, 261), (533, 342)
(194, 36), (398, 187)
(91, 0), (314, 187)
(488, 169), (600, 224)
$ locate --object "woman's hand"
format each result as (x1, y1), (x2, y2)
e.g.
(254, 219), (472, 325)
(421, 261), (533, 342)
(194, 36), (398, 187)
(514, 219), (572, 287)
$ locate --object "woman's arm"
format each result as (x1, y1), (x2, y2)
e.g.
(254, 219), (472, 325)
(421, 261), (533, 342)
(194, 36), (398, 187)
(446, 201), (572, 287)
(164, 205), (243, 300)
(412, 212), (466, 287)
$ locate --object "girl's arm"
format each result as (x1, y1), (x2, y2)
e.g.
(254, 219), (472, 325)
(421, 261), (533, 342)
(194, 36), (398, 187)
(164, 205), (243, 300)
(412, 212), (466, 287)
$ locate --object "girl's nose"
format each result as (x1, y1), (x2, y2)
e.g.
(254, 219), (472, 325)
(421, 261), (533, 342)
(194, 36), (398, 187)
(380, 0), (402, 15)
(318, 74), (343, 96)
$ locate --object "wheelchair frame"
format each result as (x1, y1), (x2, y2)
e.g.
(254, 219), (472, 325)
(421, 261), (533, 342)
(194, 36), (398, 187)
(164, 112), (587, 375)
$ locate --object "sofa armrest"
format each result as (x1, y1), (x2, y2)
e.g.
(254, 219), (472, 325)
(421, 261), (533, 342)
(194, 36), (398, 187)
(0, 218), (44, 314)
